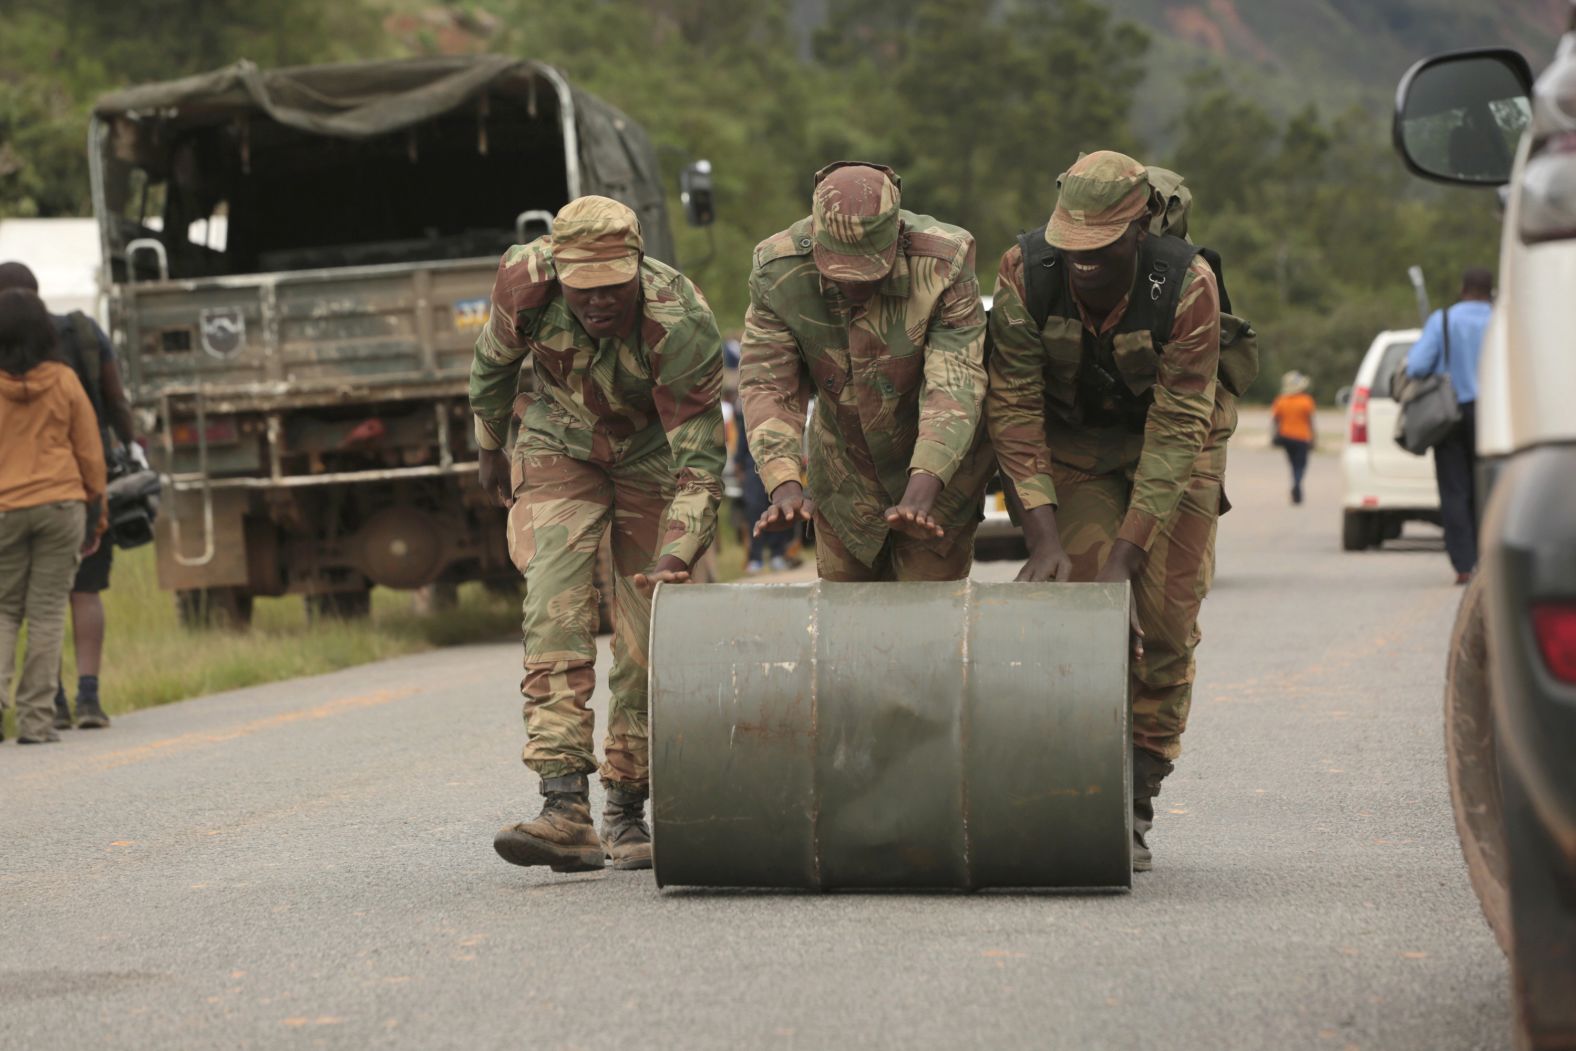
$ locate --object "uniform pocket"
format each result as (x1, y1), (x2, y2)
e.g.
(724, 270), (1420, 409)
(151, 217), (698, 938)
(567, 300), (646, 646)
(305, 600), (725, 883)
(805, 345), (852, 399)
(1111, 332), (1160, 396)
(1037, 318), (1084, 415)
(878, 350), (924, 397)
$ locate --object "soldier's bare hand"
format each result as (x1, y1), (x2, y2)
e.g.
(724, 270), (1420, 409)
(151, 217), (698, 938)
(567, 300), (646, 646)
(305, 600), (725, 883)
(756, 481), (815, 536)
(634, 555), (692, 594)
(883, 471), (945, 539)
(478, 448), (513, 508)
(1016, 505), (1073, 582)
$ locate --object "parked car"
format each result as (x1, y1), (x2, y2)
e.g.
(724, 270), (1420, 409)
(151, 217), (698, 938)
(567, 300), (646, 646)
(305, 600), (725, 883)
(1394, 24), (1576, 1048)
(1340, 328), (1441, 550)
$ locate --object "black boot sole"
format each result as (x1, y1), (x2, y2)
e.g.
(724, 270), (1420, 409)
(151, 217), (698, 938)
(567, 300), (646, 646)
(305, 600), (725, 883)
(608, 852), (653, 871)
(76, 716), (109, 729)
(494, 827), (604, 873)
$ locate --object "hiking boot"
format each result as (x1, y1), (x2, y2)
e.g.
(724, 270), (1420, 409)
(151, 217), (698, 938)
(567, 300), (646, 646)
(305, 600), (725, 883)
(53, 685), (74, 730)
(1132, 749), (1175, 873)
(600, 784), (653, 870)
(493, 774), (604, 873)
(18, 730), (62, 745)
(75, 695), (110, 730)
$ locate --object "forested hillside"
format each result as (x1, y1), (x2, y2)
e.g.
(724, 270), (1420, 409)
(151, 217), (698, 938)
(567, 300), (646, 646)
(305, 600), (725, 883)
(2, 0), (1549, 398)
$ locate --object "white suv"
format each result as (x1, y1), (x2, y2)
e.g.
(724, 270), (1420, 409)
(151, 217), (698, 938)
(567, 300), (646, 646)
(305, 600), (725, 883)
(1394, 23), (1576, 1047)
(1340, 328), (1440, 550)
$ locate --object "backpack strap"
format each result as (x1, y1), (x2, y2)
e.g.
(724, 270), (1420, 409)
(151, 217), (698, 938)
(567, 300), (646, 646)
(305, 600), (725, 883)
(1141, 235), (1204, 351)
(1016, 224), (1061, 331)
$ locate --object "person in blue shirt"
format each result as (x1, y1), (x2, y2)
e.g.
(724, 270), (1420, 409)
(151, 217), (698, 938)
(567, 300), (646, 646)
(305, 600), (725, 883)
(1406, 267), (1493, 583)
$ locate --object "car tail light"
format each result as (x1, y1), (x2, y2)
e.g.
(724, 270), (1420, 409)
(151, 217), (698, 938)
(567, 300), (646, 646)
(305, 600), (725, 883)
(1531, 603), (1576, 684)
(169, 419), (240, 446)
(1348, 386), (1370, 444)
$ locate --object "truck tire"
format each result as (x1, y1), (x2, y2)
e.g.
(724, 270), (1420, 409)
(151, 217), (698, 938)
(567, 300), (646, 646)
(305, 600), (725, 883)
(1341, 510), (1376, 551)
(1444, 573), (1511, 955)
(176, 587), (254, 630)
(306, 589), (372, 621)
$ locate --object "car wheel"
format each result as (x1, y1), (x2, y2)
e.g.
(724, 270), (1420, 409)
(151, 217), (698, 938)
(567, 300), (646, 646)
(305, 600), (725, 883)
(1444, 574), (1510, 955)
(1341, 510), (1375, 551)
(1381, 514), (1404, 542)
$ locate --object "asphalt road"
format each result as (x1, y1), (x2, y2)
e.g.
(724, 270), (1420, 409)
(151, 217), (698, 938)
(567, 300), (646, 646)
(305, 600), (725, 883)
(0, 437), (1509, 1051)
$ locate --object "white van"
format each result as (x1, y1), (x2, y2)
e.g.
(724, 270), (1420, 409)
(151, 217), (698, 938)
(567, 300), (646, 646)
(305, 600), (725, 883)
(1340, 328), (1441, 550)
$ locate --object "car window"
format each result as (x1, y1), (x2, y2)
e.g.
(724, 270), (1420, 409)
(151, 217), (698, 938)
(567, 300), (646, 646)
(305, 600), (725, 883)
(1372, 340), (1416, 400)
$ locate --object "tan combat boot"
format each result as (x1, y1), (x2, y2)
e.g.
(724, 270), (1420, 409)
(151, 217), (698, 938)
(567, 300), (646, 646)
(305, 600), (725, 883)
(494, 774), (604, 873)
(1132, 750), (1175, 873)
(600, 784), (653, 870)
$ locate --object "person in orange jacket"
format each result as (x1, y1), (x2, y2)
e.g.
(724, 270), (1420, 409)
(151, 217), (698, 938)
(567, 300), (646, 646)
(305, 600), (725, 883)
(1271, 370), (1317, 505)
(0, 289), (106, 744)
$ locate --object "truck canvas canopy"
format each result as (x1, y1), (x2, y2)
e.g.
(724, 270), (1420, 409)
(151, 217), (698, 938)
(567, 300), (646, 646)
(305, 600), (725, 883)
(89, 54), (674, 285)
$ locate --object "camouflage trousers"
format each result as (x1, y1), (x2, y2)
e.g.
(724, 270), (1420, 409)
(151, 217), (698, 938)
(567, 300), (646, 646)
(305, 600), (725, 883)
(1051, 441), (1227, 763)
(509, 438), (672, 790)
(813, 512), (977, 582)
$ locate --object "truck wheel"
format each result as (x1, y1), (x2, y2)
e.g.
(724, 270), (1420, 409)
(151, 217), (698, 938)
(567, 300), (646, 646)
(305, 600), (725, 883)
(1444, 573), (1511, 955)
(307, 589), (372, 621)
(1341, 510), (1376, 551)
(1381, 514), (1403, 541)
(176, 587), (254, 630)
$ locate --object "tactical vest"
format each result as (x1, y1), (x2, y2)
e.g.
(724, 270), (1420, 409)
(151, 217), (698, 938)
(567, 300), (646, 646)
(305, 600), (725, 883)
(1015, 229), (1258, 432)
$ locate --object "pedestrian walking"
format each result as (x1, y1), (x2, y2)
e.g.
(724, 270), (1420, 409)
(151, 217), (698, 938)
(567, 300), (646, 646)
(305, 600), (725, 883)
(0, 289), (106, 744)
(739, 161), (994, 582)
(1405, 267), (1492, 584)
(1271, 370), (1316, 505)
(471, 196), (725, 873)
(987, 151), (1255, 871)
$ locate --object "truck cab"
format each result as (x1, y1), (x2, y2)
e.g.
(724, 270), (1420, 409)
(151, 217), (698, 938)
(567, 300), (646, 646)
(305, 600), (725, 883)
(89, 56), (696, 621)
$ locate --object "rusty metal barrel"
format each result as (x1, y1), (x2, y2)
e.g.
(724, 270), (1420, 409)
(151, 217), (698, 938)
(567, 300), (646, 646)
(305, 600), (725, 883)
(649, 579), (1132, 890)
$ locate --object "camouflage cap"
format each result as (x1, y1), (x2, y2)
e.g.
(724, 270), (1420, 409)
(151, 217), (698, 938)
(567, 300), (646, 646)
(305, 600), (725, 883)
(811, 162), (902, 283)
(552, 195), (642, 289)
(1045, 151), (1151, 252)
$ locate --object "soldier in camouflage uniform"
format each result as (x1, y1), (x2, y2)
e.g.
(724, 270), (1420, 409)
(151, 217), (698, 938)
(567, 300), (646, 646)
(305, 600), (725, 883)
(986, 152), (1238, 872)
(470, 196), (725, 873)
(740, 162), (993, 580)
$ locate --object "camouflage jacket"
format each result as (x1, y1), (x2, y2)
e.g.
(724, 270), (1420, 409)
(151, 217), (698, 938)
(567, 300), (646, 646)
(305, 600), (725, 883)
(986, 243), (1222, 551)
(469, 240), (725, 567)
(739, 211), (991, 567)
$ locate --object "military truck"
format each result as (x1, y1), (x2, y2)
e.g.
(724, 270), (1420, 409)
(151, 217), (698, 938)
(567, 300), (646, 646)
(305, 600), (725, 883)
(88, 56), (712, 623)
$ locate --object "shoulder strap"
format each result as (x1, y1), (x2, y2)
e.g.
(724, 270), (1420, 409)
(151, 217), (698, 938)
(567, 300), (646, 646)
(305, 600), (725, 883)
(1016, 225), (1061, 330)
(1142, 235), (1204, 349)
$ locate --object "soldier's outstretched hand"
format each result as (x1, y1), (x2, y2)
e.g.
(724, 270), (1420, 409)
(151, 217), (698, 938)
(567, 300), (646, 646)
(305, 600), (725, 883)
(478, 448), (513, 508)
(883, 471), (945, 539)
(756, 481), (816, 536)
(634, 555), (692, 594)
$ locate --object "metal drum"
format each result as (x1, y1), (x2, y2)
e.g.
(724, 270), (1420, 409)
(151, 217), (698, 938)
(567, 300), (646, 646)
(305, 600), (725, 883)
(649, 579), (1132, 890)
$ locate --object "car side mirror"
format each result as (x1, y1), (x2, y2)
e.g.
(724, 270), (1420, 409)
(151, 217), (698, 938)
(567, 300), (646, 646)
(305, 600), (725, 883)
(1394, 48), (1534, 186)
(1335, 385), (1354, 409)
(681, 160), (715, 227)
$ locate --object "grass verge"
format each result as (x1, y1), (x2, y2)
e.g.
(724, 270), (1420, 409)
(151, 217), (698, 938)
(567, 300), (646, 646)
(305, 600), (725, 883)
(5, 504), (753, 733)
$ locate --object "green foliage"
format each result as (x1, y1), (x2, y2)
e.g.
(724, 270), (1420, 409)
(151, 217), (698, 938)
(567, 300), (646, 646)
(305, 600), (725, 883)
(0, 0), (1508, 402)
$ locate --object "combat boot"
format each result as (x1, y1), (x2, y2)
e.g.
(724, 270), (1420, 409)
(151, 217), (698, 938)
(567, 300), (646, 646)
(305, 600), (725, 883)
(1132, 749), (1175, 873)
(493, 774), (604, 873)
(600, 784), (652, 870)
(52, 685), (73, 730)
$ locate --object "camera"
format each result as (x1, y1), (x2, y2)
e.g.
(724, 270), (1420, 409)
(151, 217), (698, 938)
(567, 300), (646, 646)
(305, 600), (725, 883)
(105, 445), (161, 549)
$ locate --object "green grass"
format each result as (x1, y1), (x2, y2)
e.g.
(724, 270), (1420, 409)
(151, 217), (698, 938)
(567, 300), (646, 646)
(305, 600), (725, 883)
(4, 503), (755, 733)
